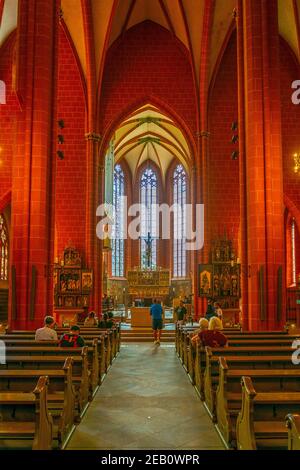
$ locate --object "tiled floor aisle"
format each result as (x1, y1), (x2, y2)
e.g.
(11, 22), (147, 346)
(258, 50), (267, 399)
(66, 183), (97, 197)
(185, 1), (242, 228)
(67, 343), (224, 450)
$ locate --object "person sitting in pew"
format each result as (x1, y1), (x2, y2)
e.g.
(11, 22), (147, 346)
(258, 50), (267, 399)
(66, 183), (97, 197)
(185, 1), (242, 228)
(191, 318), (209, 342)
(205, 298), (217, 321)
(98, 312), (114, 329)
(59, 325), (85, 348)
(84, 311), (98, 327)
(197, 317), (227, 348)
(35, 316), (58, 341)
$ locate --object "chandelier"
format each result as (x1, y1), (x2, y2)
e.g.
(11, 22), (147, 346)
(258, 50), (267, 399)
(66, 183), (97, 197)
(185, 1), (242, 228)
(294, 153), (300, 173)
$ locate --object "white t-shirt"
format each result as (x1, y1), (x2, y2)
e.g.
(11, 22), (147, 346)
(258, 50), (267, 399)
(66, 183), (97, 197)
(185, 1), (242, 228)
(35, 326), (58, 341)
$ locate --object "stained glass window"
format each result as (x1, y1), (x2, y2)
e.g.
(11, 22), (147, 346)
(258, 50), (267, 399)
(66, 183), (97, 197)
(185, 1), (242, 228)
(140, 168), (158, 269)
(0, 215), (8, 281)
(112, 165), (125, 277)
(173, 164), (187, 277)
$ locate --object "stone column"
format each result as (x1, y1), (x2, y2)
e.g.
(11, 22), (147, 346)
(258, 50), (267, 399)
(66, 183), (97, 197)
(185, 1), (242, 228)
(239, 0), (286, 330)
(9, 0), (60, 328)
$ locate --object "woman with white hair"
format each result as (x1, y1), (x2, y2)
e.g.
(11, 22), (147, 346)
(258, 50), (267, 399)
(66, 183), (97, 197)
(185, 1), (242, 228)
(191, 317), (209, 342)
(208, 316), (223, 331)
(196, 315), (227, 348)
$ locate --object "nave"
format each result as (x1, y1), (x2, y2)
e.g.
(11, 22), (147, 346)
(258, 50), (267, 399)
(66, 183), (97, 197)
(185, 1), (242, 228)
(67, 343), (223, 451)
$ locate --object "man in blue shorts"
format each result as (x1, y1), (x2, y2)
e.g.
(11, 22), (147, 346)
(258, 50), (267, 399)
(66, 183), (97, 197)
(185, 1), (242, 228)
(150, 299), (163, 345)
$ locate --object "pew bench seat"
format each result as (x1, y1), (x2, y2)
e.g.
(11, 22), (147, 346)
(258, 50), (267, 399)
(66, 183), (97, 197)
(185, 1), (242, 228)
(286, 414), (300, 450)
(0, 360), (76, 448)
(236, 377), (300, 450)
(0, 377), (53, 450)
(215, 359), (300, 448)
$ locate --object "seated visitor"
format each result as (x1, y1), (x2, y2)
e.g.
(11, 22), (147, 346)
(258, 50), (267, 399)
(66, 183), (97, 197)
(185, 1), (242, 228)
(197, 316), (227, 348)
(98, 312), (114, 329)
(35, 316), (58, 341)
(175, 300), (187, 325)
(84, 311), (97, 327)
(59, 325), (85, 348)
(191, 317), (209, 342)
(205, 298), (217, 321)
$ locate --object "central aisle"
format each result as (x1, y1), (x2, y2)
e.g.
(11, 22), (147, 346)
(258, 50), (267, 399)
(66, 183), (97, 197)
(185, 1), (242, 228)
(67, 344), (224, 450)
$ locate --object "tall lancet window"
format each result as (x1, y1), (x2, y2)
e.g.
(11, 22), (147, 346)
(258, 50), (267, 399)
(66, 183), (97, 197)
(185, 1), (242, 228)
(112, 165), (125, 277)
(0, 215), (8, 281)
(140, 167), (158, 269)
(173, 164), (187, 277)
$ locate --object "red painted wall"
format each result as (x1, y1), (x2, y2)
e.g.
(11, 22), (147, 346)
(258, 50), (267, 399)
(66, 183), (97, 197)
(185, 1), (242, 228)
(100, 21), (197, 139)
(208, 34), (240, 251)
(0, 35), (18, 202)
(55, 27), (87, 257)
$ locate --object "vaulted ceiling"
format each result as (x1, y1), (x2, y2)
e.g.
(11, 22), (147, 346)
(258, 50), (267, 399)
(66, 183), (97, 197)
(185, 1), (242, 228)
(114, 105), (191, 181)
(1, 0), (300, 83)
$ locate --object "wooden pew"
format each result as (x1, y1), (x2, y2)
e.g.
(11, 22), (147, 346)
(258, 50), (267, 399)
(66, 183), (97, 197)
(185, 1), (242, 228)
(286, 414), (300, 450)
(6, 337), (107, 382)
(5, 324), (121, 359)
(194, 343), (295, 402)
(236, 376), (300, 450)
(0, 376), (53, 450)
(0, 359), (76, 449)
(0, 328), (115, 378)
(184, 333), (293, 380)
(203, 346), (296, 419)
(175, 323), (286, 356)
(215, 358), (300, 448)
(181, 329), (297, 378)
(2, 340), (100, 394)
(0, 352), (90, 416)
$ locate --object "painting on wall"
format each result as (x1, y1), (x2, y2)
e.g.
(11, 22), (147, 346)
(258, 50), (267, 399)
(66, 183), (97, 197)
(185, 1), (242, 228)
(82, 270), (93, 293)
(198, 265), (213, 297)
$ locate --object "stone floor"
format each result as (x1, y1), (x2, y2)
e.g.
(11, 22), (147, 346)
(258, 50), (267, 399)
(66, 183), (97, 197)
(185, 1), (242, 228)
(67, 343), (224, 450)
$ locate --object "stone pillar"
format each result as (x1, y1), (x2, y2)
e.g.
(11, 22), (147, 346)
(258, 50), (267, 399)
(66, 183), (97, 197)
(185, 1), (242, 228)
(85, 132), (102, 311)
(96, 163), (105, 314)
(9, 0), (60, 329)
(239, 0), (286, 330)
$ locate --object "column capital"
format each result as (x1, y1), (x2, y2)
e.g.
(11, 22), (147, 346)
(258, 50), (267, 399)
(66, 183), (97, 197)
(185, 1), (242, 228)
(85, 132), (102, 142)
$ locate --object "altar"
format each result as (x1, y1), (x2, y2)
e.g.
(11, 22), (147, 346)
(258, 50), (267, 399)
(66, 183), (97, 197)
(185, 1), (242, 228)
(131, 307), (165, 327)
(127, 268), (170, 301)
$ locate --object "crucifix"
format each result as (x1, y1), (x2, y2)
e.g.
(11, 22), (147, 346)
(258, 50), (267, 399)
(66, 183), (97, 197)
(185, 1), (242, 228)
(140, 232), (153, 269)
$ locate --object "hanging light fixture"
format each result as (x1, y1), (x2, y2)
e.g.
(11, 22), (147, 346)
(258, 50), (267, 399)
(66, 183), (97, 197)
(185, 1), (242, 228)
(293, 153), (300, 173)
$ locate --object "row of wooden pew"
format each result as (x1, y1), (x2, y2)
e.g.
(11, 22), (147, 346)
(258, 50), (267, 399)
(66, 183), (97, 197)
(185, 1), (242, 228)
(0, 325), (121, 450)
(176, 324), (300, 450)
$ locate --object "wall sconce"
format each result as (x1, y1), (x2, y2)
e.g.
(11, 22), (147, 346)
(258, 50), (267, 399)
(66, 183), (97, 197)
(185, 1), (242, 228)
(293, 153), (300, 173)
(57, 150), (64, 160)
(58, 135), (65, 144)
(58, 120), (65, 129)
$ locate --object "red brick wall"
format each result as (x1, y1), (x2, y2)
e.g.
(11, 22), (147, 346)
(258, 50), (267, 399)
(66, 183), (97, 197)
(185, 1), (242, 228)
(208, 34), (240, 251)
(0, 34), (18, 202)
(280, 40), (300, 209)
(100, 20), (197, 138)
(280, 40), (300, 279)
(55, 27), (87, 257)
